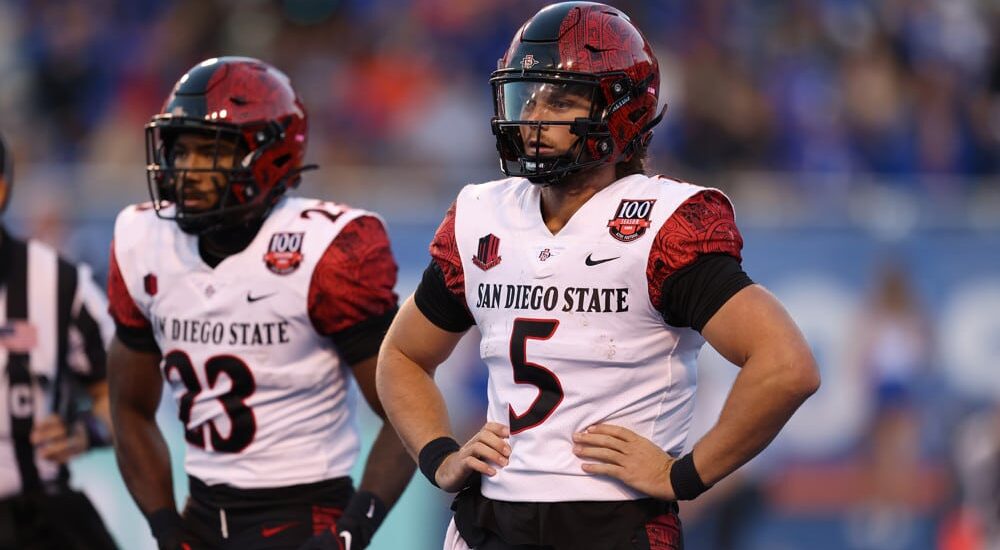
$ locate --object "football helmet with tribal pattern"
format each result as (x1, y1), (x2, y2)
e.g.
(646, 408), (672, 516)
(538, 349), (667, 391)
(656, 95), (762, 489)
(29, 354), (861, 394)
(145, 57), (313, 234)
(490, 2), (664, 184)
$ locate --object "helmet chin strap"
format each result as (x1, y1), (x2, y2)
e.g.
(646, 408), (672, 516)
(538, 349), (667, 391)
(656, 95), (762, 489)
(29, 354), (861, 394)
(521, 100), (664, 186)
(527, 101), (664, 185)
(523, 142), (592, 184)
(524, 155), (605, 185)
(520, 117), (611, 185)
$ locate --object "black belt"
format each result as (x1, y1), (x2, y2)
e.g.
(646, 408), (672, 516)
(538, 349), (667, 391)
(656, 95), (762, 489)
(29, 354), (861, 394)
(185, 475), (355, 542)
(453, 483), (680, 550)
(188, 475), (354, 510)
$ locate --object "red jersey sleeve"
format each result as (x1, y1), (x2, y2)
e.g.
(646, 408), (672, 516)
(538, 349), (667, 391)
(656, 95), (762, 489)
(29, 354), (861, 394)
(106, 240), (150, 330)
(308, 215), (399, 335)
(646, 190), (744, 311)
(429, 201), (466, 301)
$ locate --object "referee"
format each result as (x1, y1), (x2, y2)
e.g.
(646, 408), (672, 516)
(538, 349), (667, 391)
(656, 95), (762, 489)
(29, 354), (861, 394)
(0, 132), (118, 549)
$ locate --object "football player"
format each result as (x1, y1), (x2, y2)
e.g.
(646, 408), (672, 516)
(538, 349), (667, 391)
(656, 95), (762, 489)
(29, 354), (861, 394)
(107, 57), (413, 550)
(376, 3), (820, 549)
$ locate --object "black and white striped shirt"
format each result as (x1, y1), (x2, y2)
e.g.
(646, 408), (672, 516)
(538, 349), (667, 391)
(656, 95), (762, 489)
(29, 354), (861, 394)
(0, 224), (113, 498)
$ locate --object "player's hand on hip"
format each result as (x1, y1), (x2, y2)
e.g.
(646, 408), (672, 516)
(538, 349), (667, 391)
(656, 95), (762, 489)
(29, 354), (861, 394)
(573, 424), (676, 500)
(437, 422), (511, 492)
(30, 414), (88, 463)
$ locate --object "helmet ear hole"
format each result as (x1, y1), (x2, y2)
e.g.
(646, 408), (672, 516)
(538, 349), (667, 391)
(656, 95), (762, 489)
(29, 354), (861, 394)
(273, 154), (291, 168)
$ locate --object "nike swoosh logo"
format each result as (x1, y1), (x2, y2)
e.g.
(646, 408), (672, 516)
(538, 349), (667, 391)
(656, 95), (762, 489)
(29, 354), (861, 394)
(246, 292), (277, 303)
(585, 254), (620, 266)
(340, 531), (353, 550)
(260, 521), (299, 537)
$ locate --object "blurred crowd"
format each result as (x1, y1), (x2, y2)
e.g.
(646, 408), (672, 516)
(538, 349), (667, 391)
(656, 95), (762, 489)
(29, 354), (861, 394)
(0, 0), (997, 193)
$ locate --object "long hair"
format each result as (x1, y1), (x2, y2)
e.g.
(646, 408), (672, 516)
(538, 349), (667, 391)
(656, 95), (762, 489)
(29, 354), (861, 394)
(615, 146), (647, 180)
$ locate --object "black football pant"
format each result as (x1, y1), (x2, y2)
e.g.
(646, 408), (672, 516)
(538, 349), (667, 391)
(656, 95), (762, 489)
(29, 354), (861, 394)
(178, 475), (354, 550)
(465, 519), (683, 550)
(452, 487), (684, 550)
(0, 488), (118, 550)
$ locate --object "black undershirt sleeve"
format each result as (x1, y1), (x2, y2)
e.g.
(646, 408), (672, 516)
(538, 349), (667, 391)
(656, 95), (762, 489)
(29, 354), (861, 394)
(114, 322), (160, 355)
(659, 253), (754, 332)
(329, 307), (398, 365)
(414, 261), (475, 333)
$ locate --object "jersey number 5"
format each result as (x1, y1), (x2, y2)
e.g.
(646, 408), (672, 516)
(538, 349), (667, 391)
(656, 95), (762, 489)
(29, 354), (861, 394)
(508, 318), (563, 434)
(163, 351), (256, 453)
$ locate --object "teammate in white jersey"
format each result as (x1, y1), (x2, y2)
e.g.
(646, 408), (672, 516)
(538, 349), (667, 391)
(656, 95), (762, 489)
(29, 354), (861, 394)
(107, 57), (413, 550)
(377, 3), (821, 549)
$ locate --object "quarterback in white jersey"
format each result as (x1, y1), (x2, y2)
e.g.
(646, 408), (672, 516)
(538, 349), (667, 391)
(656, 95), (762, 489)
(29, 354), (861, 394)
(107, 57), (413, 550)
(377, 3), (820, 550)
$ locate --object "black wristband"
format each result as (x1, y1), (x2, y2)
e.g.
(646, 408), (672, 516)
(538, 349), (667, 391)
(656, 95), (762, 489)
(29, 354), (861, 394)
(418, 436), (460, 488)
(147, 507), (182, 542)
(670, 452), (711, 501)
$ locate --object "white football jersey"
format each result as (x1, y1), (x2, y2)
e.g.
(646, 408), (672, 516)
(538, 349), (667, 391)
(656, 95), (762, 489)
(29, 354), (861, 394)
(441, 174), (740, 502)
(109, 197), (396, 488)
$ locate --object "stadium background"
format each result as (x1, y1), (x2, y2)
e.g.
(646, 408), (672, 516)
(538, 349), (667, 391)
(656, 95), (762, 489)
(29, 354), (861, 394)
(1, 0), (999, 548)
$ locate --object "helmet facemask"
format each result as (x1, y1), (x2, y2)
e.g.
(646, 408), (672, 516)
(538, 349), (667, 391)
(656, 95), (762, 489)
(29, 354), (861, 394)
(146, 57), (314, 236)
(145, 117), (287, 235)
(491, 74), (613, 184)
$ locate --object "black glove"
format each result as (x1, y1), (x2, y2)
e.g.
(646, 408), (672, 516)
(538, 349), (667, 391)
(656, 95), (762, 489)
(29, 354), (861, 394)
(297, 490), (387, 550)
(148, 507), (184, 550)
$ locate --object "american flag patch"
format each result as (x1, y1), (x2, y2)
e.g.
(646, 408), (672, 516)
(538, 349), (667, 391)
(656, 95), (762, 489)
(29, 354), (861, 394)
(0, 320), (38, 352)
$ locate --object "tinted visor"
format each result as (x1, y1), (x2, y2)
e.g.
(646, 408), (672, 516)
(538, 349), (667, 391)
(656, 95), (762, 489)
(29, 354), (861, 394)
(496, 80), (598, 124)
(495, 80), (598, 162)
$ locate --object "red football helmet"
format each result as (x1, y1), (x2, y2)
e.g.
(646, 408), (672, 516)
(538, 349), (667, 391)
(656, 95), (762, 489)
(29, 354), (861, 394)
(490, 2), (663, 184)
(145, 57), (311, 234)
